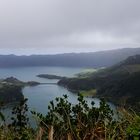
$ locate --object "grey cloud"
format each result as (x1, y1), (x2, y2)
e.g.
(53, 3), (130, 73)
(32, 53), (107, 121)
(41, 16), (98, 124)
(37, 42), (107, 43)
(0, 0), (140, 54)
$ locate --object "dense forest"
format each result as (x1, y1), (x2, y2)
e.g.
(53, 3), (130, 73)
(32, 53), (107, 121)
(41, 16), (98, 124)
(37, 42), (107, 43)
(0, 77), (40, 104)
(58, 55), (140, 112)
(0, 85), (23, 104)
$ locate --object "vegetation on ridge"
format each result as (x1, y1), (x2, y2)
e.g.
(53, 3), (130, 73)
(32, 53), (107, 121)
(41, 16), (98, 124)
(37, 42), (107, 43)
(0, 77), (40, 105)
(0, 84), (24, 104)
(37, 74), (66, 80)
(58, 55), (140, 112)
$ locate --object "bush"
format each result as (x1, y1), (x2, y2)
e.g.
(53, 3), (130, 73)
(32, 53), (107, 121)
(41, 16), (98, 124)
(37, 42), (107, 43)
(0, 95), (140, 139)
(32, 94), (129, 140)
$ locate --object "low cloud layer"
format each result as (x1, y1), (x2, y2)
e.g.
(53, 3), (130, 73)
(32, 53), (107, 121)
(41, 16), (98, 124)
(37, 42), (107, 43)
(0, 0), (140, 54)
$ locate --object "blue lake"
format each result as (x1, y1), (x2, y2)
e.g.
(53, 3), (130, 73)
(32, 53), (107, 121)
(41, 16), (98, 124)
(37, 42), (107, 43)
(0, 66), (115, 123)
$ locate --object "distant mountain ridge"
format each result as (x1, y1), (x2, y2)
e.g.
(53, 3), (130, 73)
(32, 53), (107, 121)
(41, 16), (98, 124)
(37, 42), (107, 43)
(121, 54), (140, 65)
(0, 48), (140, 67)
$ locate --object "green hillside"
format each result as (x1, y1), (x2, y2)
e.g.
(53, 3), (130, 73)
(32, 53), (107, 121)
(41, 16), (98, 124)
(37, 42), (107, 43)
(58, 55), (140, 111)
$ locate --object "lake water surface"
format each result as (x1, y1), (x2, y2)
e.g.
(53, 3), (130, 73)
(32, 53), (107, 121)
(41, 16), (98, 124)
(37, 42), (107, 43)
(0, 66), (114, 120)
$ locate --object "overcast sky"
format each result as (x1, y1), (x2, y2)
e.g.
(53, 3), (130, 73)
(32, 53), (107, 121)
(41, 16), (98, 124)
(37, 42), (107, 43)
(0, 0), (140, 55)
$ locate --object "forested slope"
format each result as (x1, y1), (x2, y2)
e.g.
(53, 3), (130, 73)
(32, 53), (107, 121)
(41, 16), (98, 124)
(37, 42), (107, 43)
(58, 55), (140, 111)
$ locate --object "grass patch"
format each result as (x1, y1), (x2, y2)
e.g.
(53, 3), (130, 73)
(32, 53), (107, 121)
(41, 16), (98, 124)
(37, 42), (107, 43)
(80, 89), (97, 97)
(75, 69), (97, 78)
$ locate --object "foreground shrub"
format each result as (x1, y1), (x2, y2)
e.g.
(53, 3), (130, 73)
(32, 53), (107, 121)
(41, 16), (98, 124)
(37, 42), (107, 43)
(0, 99), (35, 140)
(0, 95), (140, 140)
(32, 94), (139, 140)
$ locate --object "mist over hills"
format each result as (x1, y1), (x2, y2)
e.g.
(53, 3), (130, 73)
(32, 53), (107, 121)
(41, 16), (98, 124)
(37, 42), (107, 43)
(0, 48), (140, 68)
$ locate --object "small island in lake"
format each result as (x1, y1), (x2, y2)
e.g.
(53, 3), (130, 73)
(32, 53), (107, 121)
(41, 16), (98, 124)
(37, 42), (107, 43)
(37, 74), (66, 79)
